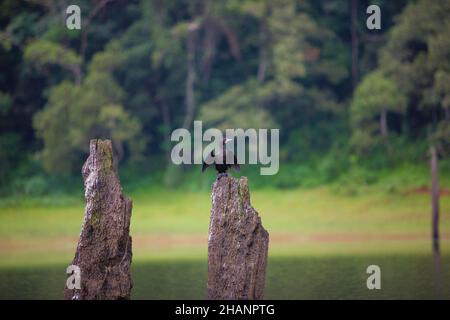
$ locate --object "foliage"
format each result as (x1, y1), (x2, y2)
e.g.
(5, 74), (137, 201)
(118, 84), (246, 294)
(380, 0), (450, 150)
(0, 0), (448, 190)
(0, 133), (23, 189)
(25, 40), (82, 70)
(199, 79), (275, 129)
(0, 91), (12, 115)
(32, 42), (144, 173)
(350, 71), (406, 153)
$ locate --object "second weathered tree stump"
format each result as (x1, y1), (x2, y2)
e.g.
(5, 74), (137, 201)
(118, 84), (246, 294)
(207, 176), (269, 299)
(64, 139), (133, 300)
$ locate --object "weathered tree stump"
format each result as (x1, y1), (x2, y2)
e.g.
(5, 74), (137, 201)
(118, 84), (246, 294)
(207, 176), (269, 300)
(64, 139), (133, 300)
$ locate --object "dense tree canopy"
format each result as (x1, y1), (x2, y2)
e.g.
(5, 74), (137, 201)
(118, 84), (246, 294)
(0, 0), (448, 192)
(350, 70), (406, 153)
(380, 0), (450, 152)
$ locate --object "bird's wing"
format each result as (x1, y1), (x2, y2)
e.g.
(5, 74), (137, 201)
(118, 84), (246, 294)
(225, 149), (240, 171)
(202, 150), (215, 172)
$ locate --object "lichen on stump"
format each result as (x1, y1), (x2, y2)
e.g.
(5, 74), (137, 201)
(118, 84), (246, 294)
(64, 139), (133, 300)
(207, 176), (269, 300)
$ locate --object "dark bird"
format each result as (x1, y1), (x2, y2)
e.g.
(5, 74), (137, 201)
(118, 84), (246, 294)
(202, 138), (240, 179)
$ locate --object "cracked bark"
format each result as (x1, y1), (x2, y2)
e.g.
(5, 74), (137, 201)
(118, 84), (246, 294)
(207, 176), (269, 299)
(64, 139), (133, 300)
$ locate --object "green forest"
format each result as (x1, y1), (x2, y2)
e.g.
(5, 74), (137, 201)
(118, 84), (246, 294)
(0, 0), (450, 300)
(0, 0), (449, 194)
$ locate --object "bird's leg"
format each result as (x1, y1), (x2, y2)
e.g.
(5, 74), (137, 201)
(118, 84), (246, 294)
(217, 172), (228, 180)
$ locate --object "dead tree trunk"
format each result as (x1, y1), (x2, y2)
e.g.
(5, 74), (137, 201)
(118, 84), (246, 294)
(430, 145), (442, 297)
(207, 176), (269, 300)
(430, 145), (440, 254)
(64, 139), (133, 300)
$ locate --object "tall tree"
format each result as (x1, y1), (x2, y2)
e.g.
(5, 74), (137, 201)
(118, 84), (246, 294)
(30, 41), (144, 173)
(380, 0), (450, 255)
(350, 70), (406, 153)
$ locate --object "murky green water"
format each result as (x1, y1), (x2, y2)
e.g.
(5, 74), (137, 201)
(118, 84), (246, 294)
(0, 254), (449, 299)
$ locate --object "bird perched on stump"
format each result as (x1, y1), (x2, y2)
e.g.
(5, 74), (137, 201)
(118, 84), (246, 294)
(202, 138), (240, 179)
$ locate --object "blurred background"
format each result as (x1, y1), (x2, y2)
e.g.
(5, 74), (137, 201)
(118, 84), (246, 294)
(0, 0), (449, 299)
